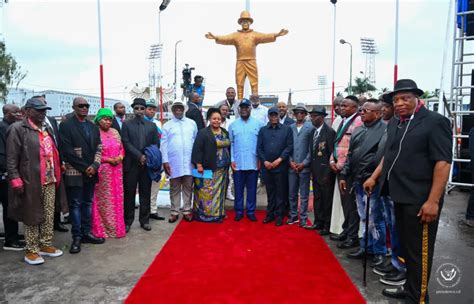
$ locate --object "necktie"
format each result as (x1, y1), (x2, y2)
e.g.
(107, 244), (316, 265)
(313, 129), (320, 151)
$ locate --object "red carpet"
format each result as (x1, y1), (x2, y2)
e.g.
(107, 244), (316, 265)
(126, 211), (365, 304)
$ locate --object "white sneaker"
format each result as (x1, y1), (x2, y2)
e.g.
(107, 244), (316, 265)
(227, 193), (235, 201)
(39, 246), (64, 257)
(24, 253), (45, 265)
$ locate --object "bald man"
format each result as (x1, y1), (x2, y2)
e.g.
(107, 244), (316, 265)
(0, 104), (24, 250)
(339, 99), (387, 266)
(59, 97), (105, 254)
(277, 102), (295, 126)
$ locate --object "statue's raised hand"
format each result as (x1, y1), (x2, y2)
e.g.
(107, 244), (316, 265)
(277, 29), (289, 37)
(205, 32), (216, 40)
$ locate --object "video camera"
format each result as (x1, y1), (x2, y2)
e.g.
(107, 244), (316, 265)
(181, 64), (195, 98)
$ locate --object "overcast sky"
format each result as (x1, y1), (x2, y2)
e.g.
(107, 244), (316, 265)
(3, 0), (451, 106)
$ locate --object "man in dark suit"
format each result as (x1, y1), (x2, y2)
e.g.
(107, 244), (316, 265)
(186, 92), (205, 130)
(308, 106), (336, 235)
(364, 79), (452, 302)
(33, 95), (69, 233)
(122, 98), (160, 232)
(111, 102), (126, 133)
(60, 97), (105, 254)
(277, 101), (295, 126)
(257, 107), (293, 226)
(0, 104), (25, 251)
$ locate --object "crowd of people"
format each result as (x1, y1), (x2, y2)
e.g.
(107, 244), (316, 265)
(0, 79), (454, 303)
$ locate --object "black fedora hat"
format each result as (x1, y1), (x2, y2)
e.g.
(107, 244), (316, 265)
(387, 79), (424, 99)
(308, 105), (327, 117)
(131, 98), (146, 108)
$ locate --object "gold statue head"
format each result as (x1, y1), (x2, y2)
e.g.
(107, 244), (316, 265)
(238, 11), (253, 26)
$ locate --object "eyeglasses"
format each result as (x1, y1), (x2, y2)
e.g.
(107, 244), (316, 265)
(294, 111), (306, 115)
(133, 106), (145, 110)
(77, 104), (90, 109)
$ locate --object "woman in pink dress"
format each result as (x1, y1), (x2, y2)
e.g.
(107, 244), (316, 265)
(91, 108), (126, 238)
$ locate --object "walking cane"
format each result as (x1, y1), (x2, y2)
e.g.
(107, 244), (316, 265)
(363, 192), (371, 287)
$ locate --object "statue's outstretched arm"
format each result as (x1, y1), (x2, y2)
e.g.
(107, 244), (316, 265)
(276, 29), (289, 37)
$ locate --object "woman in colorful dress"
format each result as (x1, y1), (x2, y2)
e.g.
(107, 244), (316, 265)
(191, 108), (231, 222)
(91, 108), (126, 238)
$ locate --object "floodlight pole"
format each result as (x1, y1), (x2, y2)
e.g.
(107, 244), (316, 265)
(394, 0), (399, 85)
(97, 0), (105, 108)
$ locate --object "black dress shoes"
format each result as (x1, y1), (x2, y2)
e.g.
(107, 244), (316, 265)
(330, 233), (347, 242)
(371, 255), (384, 268)
(373, 262), (396, 276)
(347, 248), (366, 259)
(141, 223), (152, 231)
(337, 238), (359, 249)
(275, 218), (283, 226)
(69, 237), (81, 254)
(380, 269), (407, 286)
(54, 223), (69, 232)
(234, 214), (243, 221)
(318, 228), (330, 236)
(382, 286), (406, 299)
(168, 214), (179, 223)
(150, 213), (165, 220)
(247, 214), (257, 222)
(262, 217), (275, 224)
(125, 225), (131, 233)
(81, 234), (105, 244)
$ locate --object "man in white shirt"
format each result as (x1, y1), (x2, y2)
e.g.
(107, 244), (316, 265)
(161, 101), (198, 223)
(249, 94), (268, 125)
(216, 87), (240, 118)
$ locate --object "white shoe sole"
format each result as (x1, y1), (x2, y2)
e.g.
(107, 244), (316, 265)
(373, 268), (390, 276)
(24, 256), (45, 265)
(3, 246), (25, 251)
(39, 250), (64, 258)
(380, 278), (406, 286)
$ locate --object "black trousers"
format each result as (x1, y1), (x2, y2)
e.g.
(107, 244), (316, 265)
(282, 170), (290, 217)
(124, 165), (152, 226)
(264, 171), (285, 219)
(0, 179), (19, 243)
(395, 202), (442, 304)
(313, 173), (335, 229)
(339, 177), (359, 240)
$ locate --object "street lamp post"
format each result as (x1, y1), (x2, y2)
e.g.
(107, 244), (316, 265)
(330, 0), (337, 122)
(340, 39), (352, 95)
(174, 40), (182, 100)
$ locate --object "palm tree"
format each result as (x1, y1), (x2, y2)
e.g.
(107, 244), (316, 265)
(344, 77), (376, 95)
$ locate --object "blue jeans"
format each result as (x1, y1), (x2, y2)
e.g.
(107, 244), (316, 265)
(288, 171), (310, 222)
(381, 196), (406, 271)
(67, 182), (95, 239)
(233, 170), (258, 216)
(354, 183), (386, 255)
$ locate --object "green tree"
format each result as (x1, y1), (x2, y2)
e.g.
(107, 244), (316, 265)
(0, 41), (27, 103)
(344, 76), (377, 95)
(420, 89), (439, 99)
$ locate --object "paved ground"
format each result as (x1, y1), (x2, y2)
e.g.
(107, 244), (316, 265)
(0, 188), (473, 303)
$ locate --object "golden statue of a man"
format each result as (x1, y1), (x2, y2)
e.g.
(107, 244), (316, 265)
(206, 11), (288, 99)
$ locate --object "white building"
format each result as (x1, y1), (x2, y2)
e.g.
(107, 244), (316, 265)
(7, 88), (129, 117)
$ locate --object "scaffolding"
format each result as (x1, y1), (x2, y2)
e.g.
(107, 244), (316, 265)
(449, 0), (474, 189)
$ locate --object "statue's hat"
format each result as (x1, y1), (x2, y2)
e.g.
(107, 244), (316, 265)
(238, 11), (254, 25)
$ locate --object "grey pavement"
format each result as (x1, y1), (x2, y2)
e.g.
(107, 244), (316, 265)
(0, 189), (473, 303)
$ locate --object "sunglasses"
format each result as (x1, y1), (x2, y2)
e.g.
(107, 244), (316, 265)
(134, 106), (145, 110)
(294, 111), (306, 115)
(359, 108), (379, 113)
(77, 104), (90, 109)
